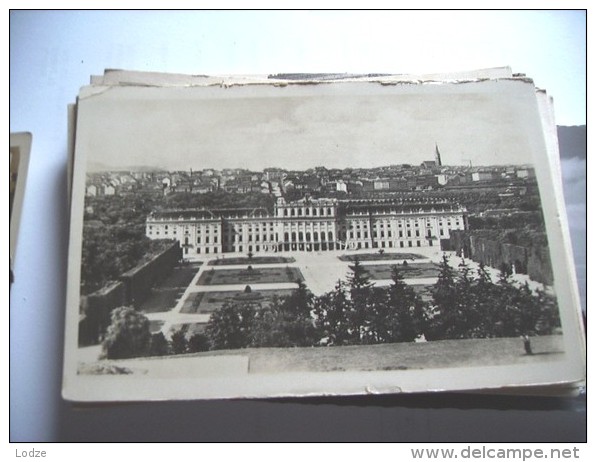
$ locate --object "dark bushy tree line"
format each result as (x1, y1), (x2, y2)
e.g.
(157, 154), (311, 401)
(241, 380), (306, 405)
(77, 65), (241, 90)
(102, 307), (210, 359)
(425, 255), (559, 341)
(102, 256), (561, 359)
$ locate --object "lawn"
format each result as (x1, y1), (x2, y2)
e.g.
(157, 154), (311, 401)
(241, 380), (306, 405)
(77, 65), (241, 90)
(208, 256), (296, 266)
(181, 288), (296, 314)
(139, 262), (202, 313)
(87, 335), (565, 376)
(241, 335), (564, 373)
(166, 322), (206, 337)
(361, 262), (440, 280)
(148, 320), (165, 333)
(410, 284), (434, 301)
(338, 252), (426, 262)
(197, 267), (304, 285)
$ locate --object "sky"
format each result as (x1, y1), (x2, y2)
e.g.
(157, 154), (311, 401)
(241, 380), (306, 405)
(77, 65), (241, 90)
(80, 78), (547, 171)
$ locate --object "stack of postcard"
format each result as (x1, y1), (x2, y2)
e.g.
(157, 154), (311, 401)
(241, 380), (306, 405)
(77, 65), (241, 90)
(63, 68), (586, 402)
(10, 132), (32, 280)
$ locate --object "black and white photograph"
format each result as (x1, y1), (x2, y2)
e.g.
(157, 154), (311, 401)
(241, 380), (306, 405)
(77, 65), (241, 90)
(62, 73), (585, 401)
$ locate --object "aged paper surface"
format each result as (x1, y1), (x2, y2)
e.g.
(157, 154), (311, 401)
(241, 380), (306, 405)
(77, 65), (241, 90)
(63, 75), (585, 401)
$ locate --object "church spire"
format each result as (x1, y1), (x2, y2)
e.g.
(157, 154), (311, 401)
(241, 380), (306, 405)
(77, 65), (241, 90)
(435, 143), (442, 167)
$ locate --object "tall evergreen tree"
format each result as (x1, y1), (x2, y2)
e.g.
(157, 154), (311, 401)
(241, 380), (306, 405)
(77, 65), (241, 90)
(426, 254), (459, 340)
(313, 280), (354, 345)
(346, 259), (374, 343)
(473, 263), (499, 337)
(385, 265), (428, 342)
(454, 258), (479, 338)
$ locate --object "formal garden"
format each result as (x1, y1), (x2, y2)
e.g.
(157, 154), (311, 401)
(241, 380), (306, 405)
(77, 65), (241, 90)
(181, 288), (296, 314)
(98, 255), (562, 361)
(207, 256), (295, 266)
(197, 266), (304, 285)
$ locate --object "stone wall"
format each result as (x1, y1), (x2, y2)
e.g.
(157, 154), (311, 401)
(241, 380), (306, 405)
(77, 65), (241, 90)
(120, 241), (182, 307)
(78, 241), (182, 346)
(447, 230), (553, 285)
(79, 281), (126, 346)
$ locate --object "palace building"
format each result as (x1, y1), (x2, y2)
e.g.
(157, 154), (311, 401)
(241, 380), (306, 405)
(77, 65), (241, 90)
(145, 197), (467, 256)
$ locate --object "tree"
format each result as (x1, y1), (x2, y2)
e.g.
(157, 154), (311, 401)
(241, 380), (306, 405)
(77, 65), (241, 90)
(187, 332), (211, 353)
(426, 254), (459, 340)
(206, 301), (258, 350)
(250, 284), (318, 348)
(250, 298), (289, 347)
(313, 280), (353, 345)
(170, 329), (188, 354)
(454, 258), (480, 338)
(472, 263), (499, 337)
(102, 306), (151, 359)
(381, 265), (427, 343)
(346, 258), (374, 343)
(149, 332), (170, 356)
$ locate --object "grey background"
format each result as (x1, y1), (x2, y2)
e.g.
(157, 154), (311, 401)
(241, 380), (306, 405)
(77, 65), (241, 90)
(9, 11), (586, 442)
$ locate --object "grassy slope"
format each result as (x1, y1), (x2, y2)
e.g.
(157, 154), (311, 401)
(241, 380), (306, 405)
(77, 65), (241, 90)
(84, 335), (565, 376)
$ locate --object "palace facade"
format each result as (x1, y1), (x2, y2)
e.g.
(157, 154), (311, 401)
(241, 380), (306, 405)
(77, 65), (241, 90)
(145, 197), (467, 256)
